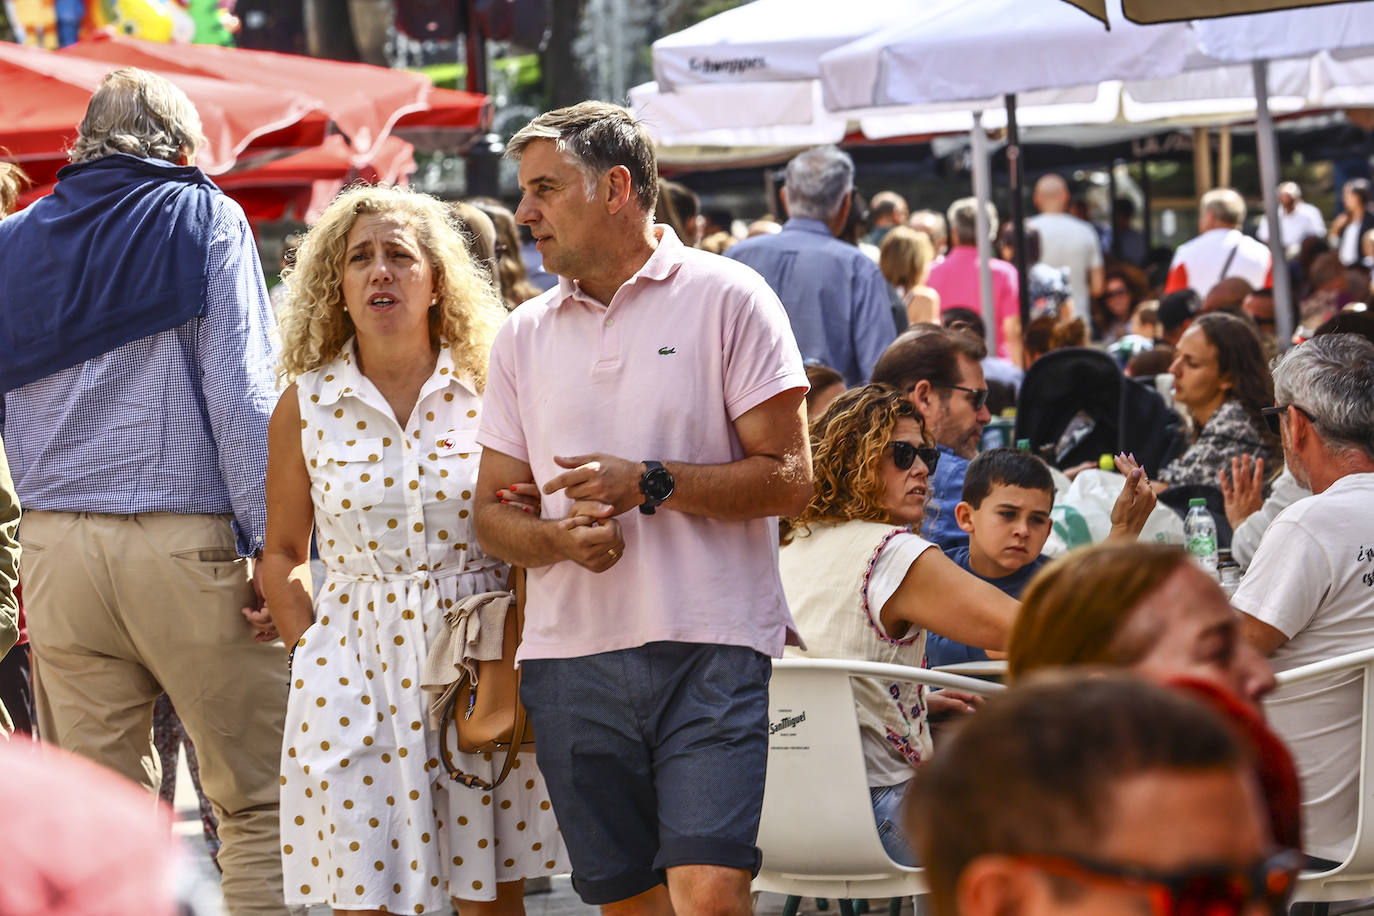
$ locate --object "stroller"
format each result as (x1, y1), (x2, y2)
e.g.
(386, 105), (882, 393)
(1014, 347), (1187, 477)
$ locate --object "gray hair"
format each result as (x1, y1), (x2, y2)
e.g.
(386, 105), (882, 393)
(783, 146), (854, 222)
(1272, 333), (1374, 458)
(505, 101), (658, 213)
(1201, 188), (1245, 227)
(947, 197), (998, 246)
(909, 209), (947, 246)
(1278, 181), (1302, 200)
(70, 68), (205, 165)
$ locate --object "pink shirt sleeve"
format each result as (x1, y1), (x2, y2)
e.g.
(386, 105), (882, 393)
(722, 286), (808, 421)
(475, 321), (529, 463)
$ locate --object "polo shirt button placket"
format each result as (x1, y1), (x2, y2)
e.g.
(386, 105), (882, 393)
(597, 306), (622, 368)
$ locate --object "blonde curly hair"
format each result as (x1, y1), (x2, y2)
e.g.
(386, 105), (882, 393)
(277, 184), (506, 386)
(781, 384), (928, 544)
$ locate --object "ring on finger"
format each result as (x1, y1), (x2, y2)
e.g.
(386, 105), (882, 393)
(607, 547), (620, 559)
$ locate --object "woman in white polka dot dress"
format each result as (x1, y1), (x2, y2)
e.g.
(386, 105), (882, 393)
(262, 186), (567, 916)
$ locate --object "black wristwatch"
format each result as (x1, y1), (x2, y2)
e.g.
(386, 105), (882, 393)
(638, 460), (675, 515)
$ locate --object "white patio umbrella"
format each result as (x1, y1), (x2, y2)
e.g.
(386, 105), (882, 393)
(1065, 0), (1360, 25)
(819, 0), (1196, 329)
(650, 0), (1374, 345)
(651, 0), (927, 92)
(1188, 3), (1374, 343)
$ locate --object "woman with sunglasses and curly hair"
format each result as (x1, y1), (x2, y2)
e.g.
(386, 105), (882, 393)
(778, 384), (1019, 865)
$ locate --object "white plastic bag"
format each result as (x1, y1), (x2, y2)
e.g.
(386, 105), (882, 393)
(1042, 469), (1185, 557)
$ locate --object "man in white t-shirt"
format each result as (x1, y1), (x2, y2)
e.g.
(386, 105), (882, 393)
(1256, 181), (1326, 258)
(1026, 174), (1103, 319)
(1165, 188), (1272, 298)
(1233, 333), (1374, 863)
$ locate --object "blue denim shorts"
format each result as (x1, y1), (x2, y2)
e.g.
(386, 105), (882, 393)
(520, 641), (772, 904)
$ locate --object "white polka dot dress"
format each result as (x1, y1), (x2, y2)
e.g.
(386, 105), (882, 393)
(280, 339), (566, 912)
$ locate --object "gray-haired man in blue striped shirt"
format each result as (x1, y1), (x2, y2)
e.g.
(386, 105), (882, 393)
(0, 68), (289, 915)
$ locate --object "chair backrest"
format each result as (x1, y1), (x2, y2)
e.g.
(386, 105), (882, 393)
(1014, 347), (1122, 469)
(1274, 647), (1374, 877)
(1118, 374), (1187, 477)
(757, 658), (1002, 878)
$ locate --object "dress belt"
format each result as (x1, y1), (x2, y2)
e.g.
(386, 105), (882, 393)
(325, 556), (505, 584)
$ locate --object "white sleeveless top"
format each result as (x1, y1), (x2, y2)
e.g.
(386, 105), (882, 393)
(780, 519), (936, 786)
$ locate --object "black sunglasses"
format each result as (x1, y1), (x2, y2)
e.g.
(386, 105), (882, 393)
(890, 441), (940, 475)
(1261, 403), (1315, 437)
(933, 382), (990, 412)
(1019, 847), (1302, 916)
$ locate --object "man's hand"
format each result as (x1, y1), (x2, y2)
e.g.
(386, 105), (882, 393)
(1220, 455), (1265, 530)
(544, 453), (643, 516)
(554, 515), (625, 573)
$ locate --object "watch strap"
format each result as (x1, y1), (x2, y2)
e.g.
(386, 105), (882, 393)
(639, 460), (669, 515)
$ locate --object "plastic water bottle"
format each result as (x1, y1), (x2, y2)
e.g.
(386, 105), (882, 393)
(1184, 497), (1218, 578)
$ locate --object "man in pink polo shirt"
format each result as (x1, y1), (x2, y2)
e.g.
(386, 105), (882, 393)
(472, 101), (813, 915)
(927, 197), (1020, 360)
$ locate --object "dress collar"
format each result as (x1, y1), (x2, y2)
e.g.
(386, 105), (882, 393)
(308, 337), (477, 407)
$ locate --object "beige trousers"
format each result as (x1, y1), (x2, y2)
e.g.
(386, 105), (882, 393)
(21, 511), (290, 916)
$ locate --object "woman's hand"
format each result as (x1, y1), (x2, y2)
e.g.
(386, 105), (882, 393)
(927, 689), (984, 719)
(1115, 451), (1168, 495)
(1332, 211), (1353, 239)
(1220, 455), (1265, 529)
(1108, 456), (1157, 540)
(242, 605), (281, 644)
(497, 482), (541, 515)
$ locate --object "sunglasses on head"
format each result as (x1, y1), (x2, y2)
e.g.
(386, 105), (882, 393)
(890, 441), (940, 475)
(1260, 403), (1315, 437)
(933, 382), (990, 412)
(1020, 848), (1302, 916)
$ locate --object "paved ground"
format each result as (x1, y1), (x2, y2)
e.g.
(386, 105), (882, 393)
(171, 750), (914, 915)
(174, 750), (1374, 916)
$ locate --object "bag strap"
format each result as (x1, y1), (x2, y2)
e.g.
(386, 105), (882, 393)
(490, 566), (527, 788)
(439, 689), (495, 790)
(1217, 241), (1240, 287)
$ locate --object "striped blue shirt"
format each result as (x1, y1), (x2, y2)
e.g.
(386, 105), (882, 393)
(2, 194), (276, 556)
(726, 218), (897, 387)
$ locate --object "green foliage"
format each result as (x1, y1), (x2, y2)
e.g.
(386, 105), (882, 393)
(688, 0), (747, 26)
(414, 53), (541, 91)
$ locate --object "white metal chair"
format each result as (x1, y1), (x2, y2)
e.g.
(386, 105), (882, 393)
(931, 659), (1008, 680)
(1274, 646), (1374, 909)
(752, 657), (1004, 911)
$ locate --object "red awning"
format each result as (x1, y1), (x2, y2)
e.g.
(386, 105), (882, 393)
(0, 40), (329, 174)
(215, 134), (418, 223)
(60, 34), (488, 156)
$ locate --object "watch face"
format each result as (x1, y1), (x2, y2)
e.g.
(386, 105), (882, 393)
(643, 467), (674, 501)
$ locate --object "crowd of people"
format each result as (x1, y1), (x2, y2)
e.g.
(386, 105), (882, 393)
(1, 65), (1373, 916)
